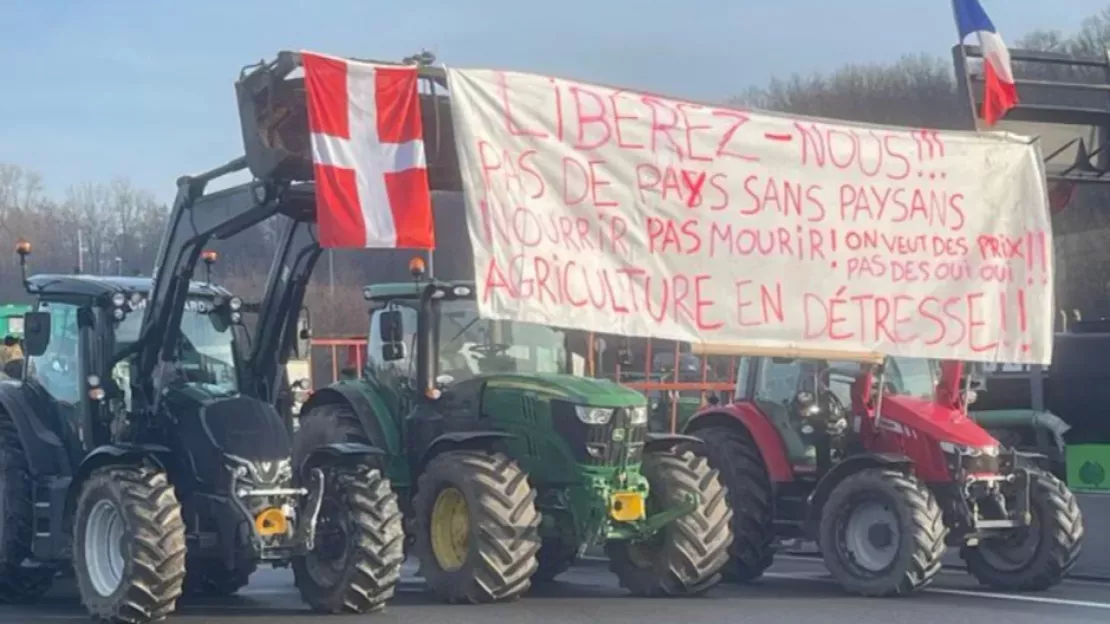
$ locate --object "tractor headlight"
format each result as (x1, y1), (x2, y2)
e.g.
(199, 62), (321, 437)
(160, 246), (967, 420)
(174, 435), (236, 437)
(939, 441), (1000, 457)
(628, 405), (648, 425)
(575, 405), (613, 425)
(111, 292), (127, 308)
(228, 296), (242, 311)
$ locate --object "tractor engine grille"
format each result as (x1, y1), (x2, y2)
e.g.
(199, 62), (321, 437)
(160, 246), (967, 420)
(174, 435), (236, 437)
(552, 401), (646, 467)
(961, 453), (1001, 475)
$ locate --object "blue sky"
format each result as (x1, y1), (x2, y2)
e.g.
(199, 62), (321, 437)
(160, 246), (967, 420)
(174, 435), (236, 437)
(0, 0), (1106, 204)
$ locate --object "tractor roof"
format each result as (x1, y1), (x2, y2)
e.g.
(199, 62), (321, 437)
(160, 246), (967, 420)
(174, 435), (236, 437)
(362, 280), (476, 302)
(26, 274), (232, 300)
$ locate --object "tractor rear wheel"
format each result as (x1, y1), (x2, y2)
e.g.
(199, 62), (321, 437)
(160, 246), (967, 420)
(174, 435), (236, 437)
(607, 448), (733, 596)
(293, 465), (404, 613)
(691, 425), (775, 583)
(182, 561), (255, 597)
(961, 470), (1083, 591)
(0, 412), (56, 603)
(412, 449), (541, 603)
(73, 464), (187, 623)
(819, 467), (946, 597)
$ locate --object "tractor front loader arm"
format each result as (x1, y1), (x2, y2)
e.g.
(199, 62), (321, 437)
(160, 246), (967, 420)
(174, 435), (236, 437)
(243, 215), (323, 405)
(134, 156), (316, 414)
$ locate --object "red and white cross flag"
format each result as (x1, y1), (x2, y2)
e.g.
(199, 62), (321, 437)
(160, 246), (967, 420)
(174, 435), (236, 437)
(301, 50), (435, 249)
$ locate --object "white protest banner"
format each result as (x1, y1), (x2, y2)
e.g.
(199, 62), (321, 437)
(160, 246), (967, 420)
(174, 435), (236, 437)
(446, 68), (1054, 365)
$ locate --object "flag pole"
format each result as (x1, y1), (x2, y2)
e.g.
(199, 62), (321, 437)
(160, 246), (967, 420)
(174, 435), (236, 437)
(951, 0), (983, 132)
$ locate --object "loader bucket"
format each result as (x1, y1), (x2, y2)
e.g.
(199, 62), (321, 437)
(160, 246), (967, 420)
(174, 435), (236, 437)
(234, 51), (461, 190)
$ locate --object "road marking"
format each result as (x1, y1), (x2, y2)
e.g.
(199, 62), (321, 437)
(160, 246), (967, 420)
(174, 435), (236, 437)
(764, 571), (1110, 610)
(927, 587), (1110, 610)
(774, 553), (1110, 587)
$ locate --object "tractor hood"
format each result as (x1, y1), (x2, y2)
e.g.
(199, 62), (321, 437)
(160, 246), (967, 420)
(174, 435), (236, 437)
(882, 394), (998, 448)
(478, 373), (646, 408)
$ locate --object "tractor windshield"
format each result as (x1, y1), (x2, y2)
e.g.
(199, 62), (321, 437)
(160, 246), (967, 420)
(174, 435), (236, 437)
(744, 356), (938, 409)
(114, 297), (239, 396)
(434, 299), (568, 383)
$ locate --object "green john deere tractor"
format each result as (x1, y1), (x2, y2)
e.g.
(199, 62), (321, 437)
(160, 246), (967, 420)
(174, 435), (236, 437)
(293, 266), (733, 604)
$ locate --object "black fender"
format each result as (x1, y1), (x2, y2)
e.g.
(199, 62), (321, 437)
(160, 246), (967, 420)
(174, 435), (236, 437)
(417, 431), (517, 475)
(0, 383), (69, 476)
(299, 441), (386, 477)
(298, 384), (391, 451)
(643, 432), (703, 454)
(805, 452), (914, 537)
(66, 443), (174, 518)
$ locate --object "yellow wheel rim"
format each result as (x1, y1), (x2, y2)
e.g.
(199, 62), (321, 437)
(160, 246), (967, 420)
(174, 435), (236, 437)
(430, 487), (470, 571)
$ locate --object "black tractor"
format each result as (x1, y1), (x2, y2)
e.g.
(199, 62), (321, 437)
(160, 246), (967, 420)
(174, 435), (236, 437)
(0, 157), (403, 623)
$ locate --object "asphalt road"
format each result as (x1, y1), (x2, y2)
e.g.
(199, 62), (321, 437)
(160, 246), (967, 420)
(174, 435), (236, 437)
(4, 555), (1110, 624)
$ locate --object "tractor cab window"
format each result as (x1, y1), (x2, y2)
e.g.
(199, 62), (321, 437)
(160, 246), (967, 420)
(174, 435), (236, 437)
(27, 301), (81, 404)
(883, 357), (937, 399)
(435, 299), (567, 384)
(113, 297), (238, 396)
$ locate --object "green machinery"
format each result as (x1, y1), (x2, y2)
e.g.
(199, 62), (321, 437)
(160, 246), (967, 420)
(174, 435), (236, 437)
(0, 304), (30, 338)
(294, 267), (734, 603)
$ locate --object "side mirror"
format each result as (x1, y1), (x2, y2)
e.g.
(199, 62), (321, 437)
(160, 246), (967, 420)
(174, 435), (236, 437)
(22, 311), (50, 357)
(381, 343), (405, 362)
(379, 310), (403, 342)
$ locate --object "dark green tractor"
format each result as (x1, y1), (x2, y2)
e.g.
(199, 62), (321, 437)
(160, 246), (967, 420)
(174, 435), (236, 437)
(293, 266), (733, 604)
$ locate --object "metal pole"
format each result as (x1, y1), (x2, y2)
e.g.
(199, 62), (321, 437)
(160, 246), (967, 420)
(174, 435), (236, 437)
(328, 250), (335, 296)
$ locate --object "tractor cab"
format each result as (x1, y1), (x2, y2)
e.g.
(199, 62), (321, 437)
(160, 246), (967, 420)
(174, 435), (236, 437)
(17, 268), (244, 467)
(732, 355), (939, 474)
(364, 273), (575, 405)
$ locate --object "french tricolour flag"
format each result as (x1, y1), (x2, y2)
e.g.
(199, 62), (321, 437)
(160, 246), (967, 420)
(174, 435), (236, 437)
(953, 0), (1018, 127)
(301, 51), (435, 249)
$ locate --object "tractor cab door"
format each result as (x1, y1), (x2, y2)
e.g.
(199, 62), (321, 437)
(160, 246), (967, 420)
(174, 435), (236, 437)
(23, 300), (99, 466)
(740, 357), (861, 468)
(739, 357), (813, 466)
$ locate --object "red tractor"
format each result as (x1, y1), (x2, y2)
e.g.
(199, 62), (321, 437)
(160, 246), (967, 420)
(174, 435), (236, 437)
(682, 350), (1083, 596)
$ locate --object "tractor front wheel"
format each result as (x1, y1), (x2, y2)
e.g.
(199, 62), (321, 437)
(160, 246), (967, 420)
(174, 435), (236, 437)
(73, 464), (188, 623)
(819, 467), (946, 597)
(606, 448), (733, 596)
(961, 470), (1083, 591)
(293, 466), (404, 613)
(412, 449), (541, 603)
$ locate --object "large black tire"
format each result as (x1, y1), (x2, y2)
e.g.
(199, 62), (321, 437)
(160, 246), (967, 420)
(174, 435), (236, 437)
(412, 449), (541, 604)
(0, 413), (56, 603)
(606, 448), (733, 597)
(182, 561), (255, 597)
(961, 470), (1083, 591)
(691, 425), (774, 583)
(532, 538), (578, 583)
(293, 466), (404, 613)
(73, 464), (187, 623)
(818, 467), (946, 597)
